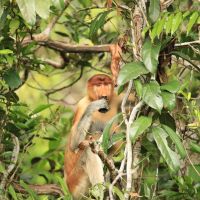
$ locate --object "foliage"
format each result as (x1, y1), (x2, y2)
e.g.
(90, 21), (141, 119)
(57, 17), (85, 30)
(0, 0), (199, 199)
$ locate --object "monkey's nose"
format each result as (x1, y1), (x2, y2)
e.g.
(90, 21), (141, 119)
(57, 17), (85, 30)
(101, 96), (108, 100)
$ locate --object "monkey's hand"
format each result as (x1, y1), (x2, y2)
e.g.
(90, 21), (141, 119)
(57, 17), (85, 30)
(78, 136), (95, 150)
(88, 98), (109, 114)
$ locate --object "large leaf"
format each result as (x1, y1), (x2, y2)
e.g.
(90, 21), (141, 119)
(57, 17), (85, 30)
(159, 112), (176, 131)
(0, 49), (13, 54)
(30, 104), (53, 115)
(130, 116), (152, 143)
(142, 81), (163, 113)
(190, 142), (200, 154)
(162, 125), (186, 159)
(16, 0), (36, 25)
(35, 0), (51, 19)
(102, 113), (122, 153)
(3, 69), (21, 90)
(149, 0), (160, 23)
(142, 39), (161, 74)
(187, 11), (199, 34)
(117, 62), (148, 86)
(161, 80), (180, 93)
(165, 14), (174, 35)
(161, 91), (176, 111)
(152, 127), (180, 172)
(171, 12), (182, 35)
(89, 10), (112, 41)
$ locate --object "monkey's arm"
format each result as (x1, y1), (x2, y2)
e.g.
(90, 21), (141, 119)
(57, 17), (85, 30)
(70, 98), (109, 151)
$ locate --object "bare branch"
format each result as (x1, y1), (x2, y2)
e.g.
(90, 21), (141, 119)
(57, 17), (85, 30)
(175, 40), (200, 47)
(37, 41), (111, 53)
(12, 182), (63, 196)
(0, 135), (20, 191)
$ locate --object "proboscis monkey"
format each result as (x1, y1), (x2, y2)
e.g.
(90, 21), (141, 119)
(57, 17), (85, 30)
(64, 74), (122, 199)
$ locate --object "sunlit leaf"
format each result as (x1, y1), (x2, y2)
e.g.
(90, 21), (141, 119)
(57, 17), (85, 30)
(0, 49), (13, 54)
(152, 126), (180, 172)
(117, 62), (148, 86)
(165, 14), (174, 35)
(30, 104), (53, 115)
(142, 39), (161, 74)
(35, 0), (51, 19)
(16, 0), (36, 25)
(9, 20), (20, 34)
(162, 125), (186, 159)
(187, 11), (199, 34)
(149, 0), (160, 23)
(130, 116), (152, 143)
(171, 12), (182, 35)
(142, 81), (163, 113)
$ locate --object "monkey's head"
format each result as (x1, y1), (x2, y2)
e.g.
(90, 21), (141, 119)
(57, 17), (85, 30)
(87, 74), (114, 112)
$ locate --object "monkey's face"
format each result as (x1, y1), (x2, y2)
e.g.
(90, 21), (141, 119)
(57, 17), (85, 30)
(87, 74), (114, 103)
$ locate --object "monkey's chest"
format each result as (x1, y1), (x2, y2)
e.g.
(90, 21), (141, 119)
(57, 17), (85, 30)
(89, 120), (106, 133)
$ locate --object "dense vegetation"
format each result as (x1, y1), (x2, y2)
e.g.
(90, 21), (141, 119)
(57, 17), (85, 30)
(0, 0), (199, 199)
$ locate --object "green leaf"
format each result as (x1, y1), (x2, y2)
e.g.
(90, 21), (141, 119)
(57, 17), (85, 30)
(159, 112), (176, 131)
(142, 39), (161, 74)
(3, 69), (21, 90)
(35, 0), (51, 19)
(30, 104), (53, 115)
(16, 0), (36, 25)
(134, 79), (143, 98)
(0, 49), (13, 54)
(89, 10), (112, 41)
(190, 142), (200, 154)
(149, 0), (160, 23)
(161, 80), (180, 93)
(161, 91), (176, 111)
(20, 180), (39, 199)
(165, 14), (174, 35)
(162, 125), (186, 159)
(152, 126), (180, 172)
(117, 61), (148, 86)
(9, 20), (20, 34)
(150, 20), (159, 41)
(156, 16), (166, 38)
(187, 11), (199, 34)
(8, 185), (18, 200)
(130, 116), (152, 143)
(102, 113), (122, 153)
(142, 81), (163, 113)
(171, 12), (182, 35)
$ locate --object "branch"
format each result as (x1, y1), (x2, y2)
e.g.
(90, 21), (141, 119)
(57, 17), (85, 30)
(175, 40), (200, 47)
(89, 142), (118, 181)
(0, 135), (20, 191)
(12, 182), (63, 196)
(160, 0), (174, 10)
(38, 40), (111, 53)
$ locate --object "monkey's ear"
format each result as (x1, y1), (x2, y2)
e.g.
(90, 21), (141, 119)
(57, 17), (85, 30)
(109, 44), (122, 87)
